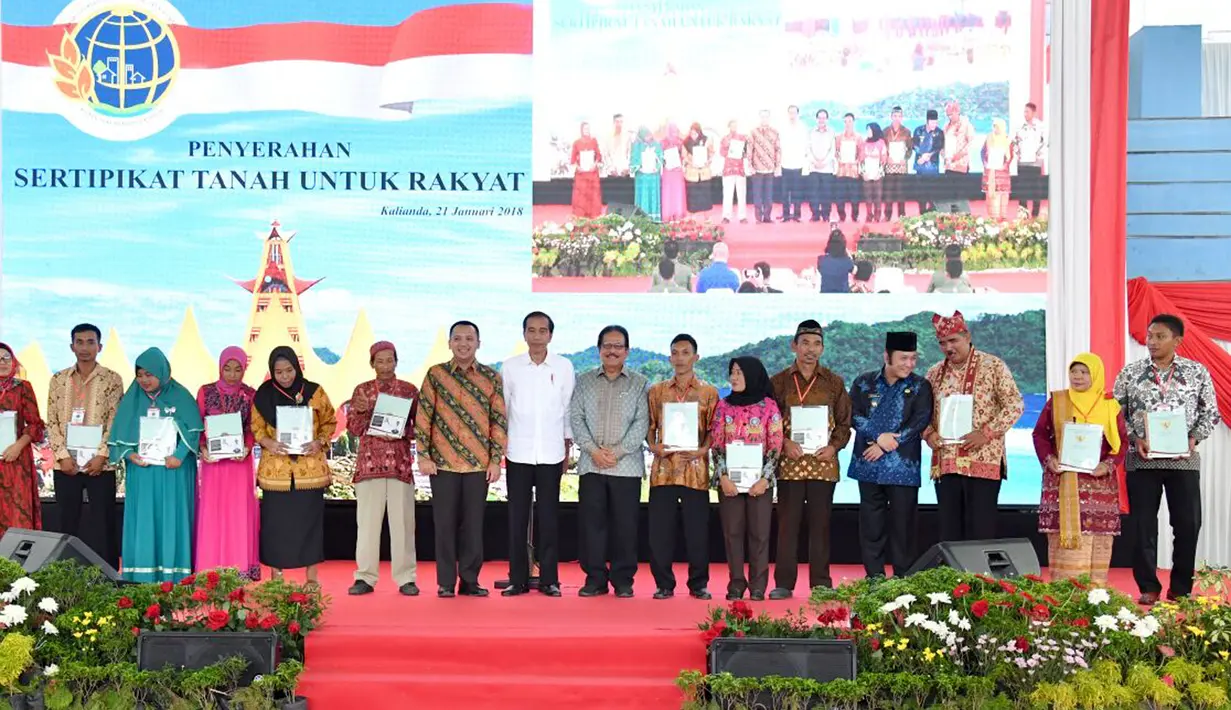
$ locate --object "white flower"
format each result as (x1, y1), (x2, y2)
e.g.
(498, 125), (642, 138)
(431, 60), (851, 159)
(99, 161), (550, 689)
(41, 621), (57, 635)
(1116, 607), (1137, 623)
(0, 604), (28, 626)
(879, 601), (901, 614)
(1130, 616), (1160, 640)
(957, 617), (972, 631)
(893, 594), (917, 608)
(10, 577), (37, 596)
(1086, 588), (1111, 606)
(43, 665), (58, 678)
(927, 592), (952, 606)
(0, 591), (16, 603)
(37, 597), (58, 614)
(948, 610), (961, 625)
(904, 613), (928, 628)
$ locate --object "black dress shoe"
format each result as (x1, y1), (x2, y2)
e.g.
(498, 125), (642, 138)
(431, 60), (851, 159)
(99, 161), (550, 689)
(750, 591), (766, 601)
(690, 589), (712, 600)
(578, 585), (608, 597)
(502, 585), (530, 597)
(726, 590), (745, 601)
(458, 584), (489, 597)
(399, 583), (419, 597)
(768, 588), (793, 600)
(615, 587), (634, 598)
(348, 580), (374, 596)
(539, 584), (562, 597)
(653, 588), (674, 600)
(437, 586), (455, 598)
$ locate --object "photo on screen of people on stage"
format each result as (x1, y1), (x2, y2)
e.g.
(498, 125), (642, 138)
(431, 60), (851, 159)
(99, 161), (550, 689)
(530, 0), (1050, 297)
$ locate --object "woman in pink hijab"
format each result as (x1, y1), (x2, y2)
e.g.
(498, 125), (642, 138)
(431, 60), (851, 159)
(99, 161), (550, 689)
(660, 123), (687, 221)
(195, 346), (260, 578)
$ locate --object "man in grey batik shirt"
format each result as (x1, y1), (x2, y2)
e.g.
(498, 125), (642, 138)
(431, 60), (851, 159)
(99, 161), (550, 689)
(569, 325), (649, 598)
(1113, 314), (1220, 605)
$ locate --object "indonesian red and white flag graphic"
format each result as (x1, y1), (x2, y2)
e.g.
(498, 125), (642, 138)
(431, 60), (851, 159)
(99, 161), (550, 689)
(1, 0), (532, 140)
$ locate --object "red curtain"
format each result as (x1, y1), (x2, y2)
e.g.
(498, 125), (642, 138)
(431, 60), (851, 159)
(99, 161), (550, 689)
(1127, 277), (1231, 426)
(1089, 0), (1129, 377)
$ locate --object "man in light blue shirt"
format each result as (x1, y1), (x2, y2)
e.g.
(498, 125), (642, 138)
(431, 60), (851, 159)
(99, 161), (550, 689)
(569, 325), (649, 597)
(695, 242), (740, 293)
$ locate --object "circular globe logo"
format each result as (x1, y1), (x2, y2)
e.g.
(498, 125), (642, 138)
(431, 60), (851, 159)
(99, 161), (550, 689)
(48, 0), (187, 140)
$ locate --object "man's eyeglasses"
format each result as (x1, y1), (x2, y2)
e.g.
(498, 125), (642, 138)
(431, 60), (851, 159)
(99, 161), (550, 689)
(599, 343), (627, 352)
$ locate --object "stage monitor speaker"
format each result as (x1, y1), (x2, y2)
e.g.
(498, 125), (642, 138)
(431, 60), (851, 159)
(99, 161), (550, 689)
(710, 638), (856, 683)
(0, 528), (124, 583)
(607, 202), (645, 219)
(906, 538), (1040, 579)
(857, 236), (903, 253)
(933, 199), (970, 214)
(138, 631), (278, 686)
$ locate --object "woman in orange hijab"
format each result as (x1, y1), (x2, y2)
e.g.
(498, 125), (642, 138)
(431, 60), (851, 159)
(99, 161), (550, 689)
(1032, 353), (1128, 583)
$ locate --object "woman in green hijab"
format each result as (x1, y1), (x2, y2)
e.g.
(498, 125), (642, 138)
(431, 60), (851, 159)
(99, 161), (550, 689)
(109, 347), (203, 582)
(629, 125), (663, 221)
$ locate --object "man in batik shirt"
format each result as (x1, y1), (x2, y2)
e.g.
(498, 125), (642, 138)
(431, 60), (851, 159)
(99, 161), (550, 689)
(1113, 314), (1219, 604)
(749, 109), (781, 224)
(922, 311), (1024, 542)
(942, 101), (975, 203)
(834, 113), (862, 221)
(882, 106), (913, 220)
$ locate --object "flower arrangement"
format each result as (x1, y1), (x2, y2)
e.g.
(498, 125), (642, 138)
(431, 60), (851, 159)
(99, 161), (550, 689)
(679, 566), (1231, 709)
(0, 558), (326, 709)
(853, 215), (1049, 272)
(531, 214), (723, 277)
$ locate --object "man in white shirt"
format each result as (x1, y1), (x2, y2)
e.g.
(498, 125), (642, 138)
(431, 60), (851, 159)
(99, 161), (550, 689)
(603, 113), (633, 178)
(501, 311), (576, 597)
(779, 105), (810, 222)
(1013, 102), (1047, 217)
(807, 108), (836, 223)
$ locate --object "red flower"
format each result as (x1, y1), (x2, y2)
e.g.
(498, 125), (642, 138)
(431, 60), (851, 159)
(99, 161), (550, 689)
(869, 638), (882, 651)
(837, 632), (852, 640)
(1014, 636), (1029, 652)
(952, 584), (971, 599)
(205, 610), (230, 631)
(245, 614), (260, 630)
(1029, 604), (1051, 621)
(1071, 618), (1090, 628)
(851, 617), (866, 631)
(1162, 674), (1175, 687)
(260, 614), (280, 630)
(288, 621), (301, 635)
(700, 628), (719, 645)
(131, 627), (140, 637)
(228, 589), (246, 603)
(117, 597), (133, 609)
(191, 590), (209, 603)
(289, 592), (309, 605)
(999, 580), (1017, 595)
(970, 600), (990, 618)
(144, 604), (161, 620)
(1021, 592), (1035, 604)
(975, 574), (996, 584)
(1024, 574), (1044, 583)
(1043, 595), (1061, 607)
(180, 574), (196, 586)
(733, 630), (745, 638)
(159, 582), (174, 594)
(205, 571), (220, 589)
(1158, 645), (1176, 658)
(1069, 578), (1088, 590)
(728, 601), (753, 621)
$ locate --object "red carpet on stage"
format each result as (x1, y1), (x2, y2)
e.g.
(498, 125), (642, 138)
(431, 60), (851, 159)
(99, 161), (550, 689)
(531, 204), (1047, 294)
(296, 561), (1140, 709)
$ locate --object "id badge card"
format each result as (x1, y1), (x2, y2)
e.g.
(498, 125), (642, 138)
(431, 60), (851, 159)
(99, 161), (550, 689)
(71, 408), (86, 425)
(147, 408), (160, 419)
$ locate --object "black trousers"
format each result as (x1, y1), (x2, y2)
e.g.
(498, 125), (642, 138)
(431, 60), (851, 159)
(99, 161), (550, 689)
(809, 173), (833, 221)
(1128, 468), (1202, 597)
(53, 470), (119, 570)
(719, 493), (772, 596)
(774, 479), (835, 590)
(749, 174), (774, 221)
(780, 168), (805, 219)
(835, 177), (860, 220)
(1017, 164), (1044, 216)
(506, 461), (563, 587)
(858, 482), (919, 578)
(429, 471), (488, 590)
(882, 173), (908, 219)
(647, 485), (709, 592)
(578, 473), (640, 590)
(935, 474), (1001, 541)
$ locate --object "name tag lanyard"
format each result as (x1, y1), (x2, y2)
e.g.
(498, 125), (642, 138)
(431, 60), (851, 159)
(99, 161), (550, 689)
(1153, 364), (1176, 406)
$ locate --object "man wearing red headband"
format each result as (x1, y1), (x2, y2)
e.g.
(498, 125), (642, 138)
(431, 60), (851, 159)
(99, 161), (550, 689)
(347, 341), (421, 597)
(922, 311), (1024, 541)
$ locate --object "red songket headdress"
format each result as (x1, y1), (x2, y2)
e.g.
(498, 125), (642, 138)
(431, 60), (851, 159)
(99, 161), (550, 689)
(931, 311), (968, 339)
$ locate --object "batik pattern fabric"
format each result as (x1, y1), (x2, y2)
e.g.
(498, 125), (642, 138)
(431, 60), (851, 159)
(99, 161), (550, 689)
(0, 380), (44, 535)
(415, 361), (507, 473)
(1112, 356), (1219, 471)
(923, 350), (1024, 480)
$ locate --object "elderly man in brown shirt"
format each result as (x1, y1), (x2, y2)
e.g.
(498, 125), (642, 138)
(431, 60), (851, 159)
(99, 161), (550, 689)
(646, 334), (719, 600)
(768, 320), (852, 598)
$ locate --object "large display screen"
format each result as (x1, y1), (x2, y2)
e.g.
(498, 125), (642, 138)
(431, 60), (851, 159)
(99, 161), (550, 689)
(0, 0), (1051, 505)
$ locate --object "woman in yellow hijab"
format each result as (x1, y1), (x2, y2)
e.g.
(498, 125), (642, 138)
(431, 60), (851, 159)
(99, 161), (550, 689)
(981, 118), (1012, 221)
(1032, 353), (1128, 583)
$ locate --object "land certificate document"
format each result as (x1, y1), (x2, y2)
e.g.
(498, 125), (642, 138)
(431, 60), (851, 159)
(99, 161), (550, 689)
(726, 442), (763, 493)
(790, 406), (829, 453)
(368, 394), (413, 438)
(206, 412), (244, 460)
(1059, 423), (1103, 473)
(939, 395), (974, 444)
(276, 406), (315, 455)
(661, 402), (699, 451)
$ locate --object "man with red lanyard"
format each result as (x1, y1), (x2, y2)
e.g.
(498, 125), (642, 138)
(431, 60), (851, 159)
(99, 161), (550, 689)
(767, 320), (852, 598)
(45, 324), (124, 568)
(922, 312), (1024, 542)
(1113, 314), (1219, 604)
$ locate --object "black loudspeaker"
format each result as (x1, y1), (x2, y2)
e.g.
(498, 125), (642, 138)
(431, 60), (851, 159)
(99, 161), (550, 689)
(710, 638), (856, 682)
(606, 202), (645, 219)
(138, 631), (278, 686)
(933, 199), (971, 214)
(857, 237), (904, 253)
(906, 538), (1041, 579)
(0, 528), (124, 583)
